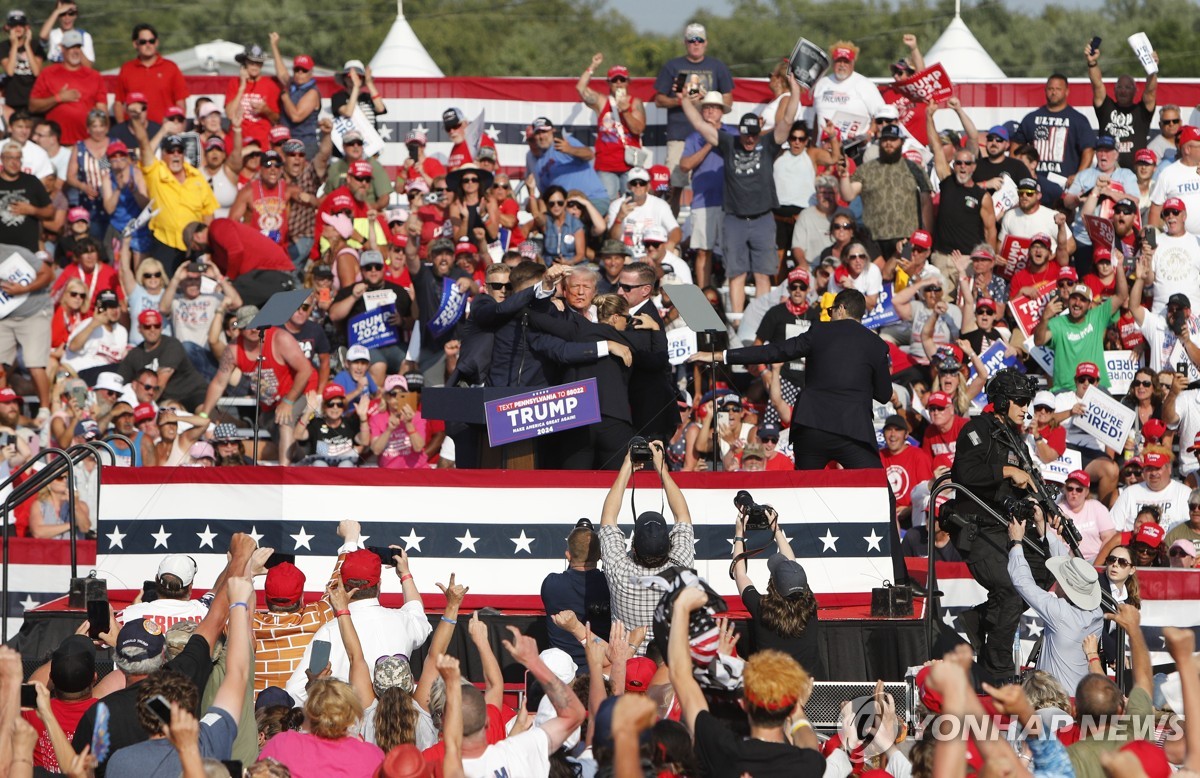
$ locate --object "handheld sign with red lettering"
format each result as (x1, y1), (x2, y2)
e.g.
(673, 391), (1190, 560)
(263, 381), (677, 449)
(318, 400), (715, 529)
(1083, 215), (1115, 252)
(998, 235), (1032, 280)
(1010, 280), (1058, 340)
(892, 63), (954, 104)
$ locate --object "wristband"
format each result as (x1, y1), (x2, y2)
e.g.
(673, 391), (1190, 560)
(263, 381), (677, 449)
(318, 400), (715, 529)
(197, 411), (208, 419)
(400, 573), (413, 584)
(732, 537), (745, 543)
(335, 609), (351, 618)
(441, 616), (458, 625)
(790, 719), (812, 734)
(1086, 654), (1099, 660)
(230, 601), (248, 611)
(282, 397), (295, 405)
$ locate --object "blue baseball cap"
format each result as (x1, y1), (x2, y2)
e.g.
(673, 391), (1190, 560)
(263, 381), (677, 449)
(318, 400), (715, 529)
(1095, 135), (1117, 150)
(116, 618), (166, 662)
(986, 125), (1009, 141)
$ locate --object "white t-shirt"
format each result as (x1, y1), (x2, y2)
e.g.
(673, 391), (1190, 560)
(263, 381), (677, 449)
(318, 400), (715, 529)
(21, 140), (54, 181)
(1172, 388), (1200, 476)
(773, 149), (816, 208)
(1150, 232), (1200, 314)
(462, 726), (550, 778)
(791, 207), (832, 264)
(64, 318), (128, 371)
(47, 145), (71, 182)
(810, 72), (884, 140)
(45, 28), (96, 63)
(829, 262), (883, 298)
(605, 196), (679, 259)
(1054, 390), (1103, 452)
(1137, 311), (1200, 374)
(999, 205), (1059, 250)
(904, 302), (961, 361)
(117, 595), (210, 630)
(1150, 160), (1200, 235)
(658, 251), (693, 285)
(1109, 479), (1193, 533)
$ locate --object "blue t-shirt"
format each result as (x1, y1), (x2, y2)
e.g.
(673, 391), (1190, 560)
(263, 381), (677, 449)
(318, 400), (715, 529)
(682, 124), (737, 208)
(543, 212), (584, 264)
(526, 136), (608, 206)
(105, 707), (237, 778)
(653, 55), (735, 142)
(333, 369), (377, 412)
(1012, 105), (1098, 179)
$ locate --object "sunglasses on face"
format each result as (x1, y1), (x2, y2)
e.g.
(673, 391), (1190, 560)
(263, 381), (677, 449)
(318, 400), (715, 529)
(548, 199), (565, 206)
(975, 308), (994, 316)
(487, 282), (512, 291)
(1163, 118), (1182, 125)
(617, 282), (648, 292)
(686, 36), (705, 43)
(1018, 188), (1038, 196)
(1077, 376), (1097, 384)
(432, 187), (448, 193)
(1164, 209), (1183, 217)
(986, 134), (1005, 142)
(137, 37), (157, 45)
(67, 291), (85, 298)
(847, 253), (868, 260)
(1171, 547), (1192, 557)
(461, 176), (479, 183)
(1190, 503), (1200, 511)
(140, 381), (160, 392)
(1105, 555), (1132, 568)
(352, 175), (373, 182)
(630, 180), (649, 187)
(143, 272), (162, 279)
(1010, 397), (1031, 407)
(610, 76), (628, 83)
(344, 140), (364, 147)
(1065, 484), (1086, 493)
(263, 160), (282, 168)
(387, 389), (405, 397)
(141, 324), (161, 331)
(719, 404), (742, 412)
(243, 152), (262, 160)
(953, 160), (975, 167)
(759, 437), (779, 444)
(1114, 203), (1137, 215)
(294, 67), (310, 74)
(832, 223), (854, 230)
(495, 183), (512, 189)
(1132, 379), (1154, 387)
(326, 400), (345, 408)
(789, 135), (807, 143)
(788, 282), (809, 291)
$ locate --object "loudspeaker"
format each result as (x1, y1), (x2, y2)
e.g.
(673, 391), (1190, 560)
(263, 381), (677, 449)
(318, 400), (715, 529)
(805, 680), (915, 729)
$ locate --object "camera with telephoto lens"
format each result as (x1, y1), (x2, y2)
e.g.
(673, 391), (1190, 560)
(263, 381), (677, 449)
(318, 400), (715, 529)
(734, 490), (773, 531)
(628, 436), (653, 464)
(1001, 495), (1040, 524)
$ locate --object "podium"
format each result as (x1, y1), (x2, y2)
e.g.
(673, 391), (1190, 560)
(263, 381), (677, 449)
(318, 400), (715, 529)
(422, 388), (537, 469)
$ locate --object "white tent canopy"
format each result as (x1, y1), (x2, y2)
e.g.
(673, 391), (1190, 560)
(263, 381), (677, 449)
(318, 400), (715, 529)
(925, 13), (1007, 80)
(369, 0), (444, 78)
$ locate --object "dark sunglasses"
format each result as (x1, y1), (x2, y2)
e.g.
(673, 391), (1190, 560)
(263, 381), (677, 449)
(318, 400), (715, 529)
(326, 400), (346, 408)
(142, 272), (162, 279)
(352, 175), (373, 182)
(975, 307), (995, 316)
(1009, 397), (1031, 407)
(719, 403), (742, 412)
(263, 160), (282, 168)
(136, 37), (157, 44)
(1163, 118), (1182, 125)
(630, 180), (649, 187)
(294, 67), (310, 74)
(1164, 209), (1183, 217)
(759, 436), (779, 443)
(1171, 547), (1192, 557)
(788, 282), (809, 291)
(874, 118), (896, 125)
(1190, 503), (1200, 511)
(610, 76), (627, 83)
(789, 135), (807, 143)
(1132, 379), (1154, 387)
(1076, 376), (1098, 384)
(141, 324), (161, 332)
(1105, 555), (1132, 568)
(487, 282), (512, 291)
(67, 291), (85, 298)
(1113, 203), (1137, 215)
(344, 139), (364, 147)
(387, 389), (405, 397)
(686, 36), (705, 43)
(985, 134), (1006, 142)
(547, 199), (565, 206)
(461, 176), (479, 183)
(432, 187), (448, 193)
(495, 183), (512, 189)
(953, 160), (975, 167)
(243, 151), (262, 160)
(140, 381), (160, 391)
(1064, 484), (1086, 493)
(617, 282), (649, 292)
(832, 222), (854, 230)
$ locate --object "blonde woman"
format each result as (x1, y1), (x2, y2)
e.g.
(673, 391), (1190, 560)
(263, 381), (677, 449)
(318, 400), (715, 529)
(259, 678), (384, 773)
(118, 235), (170, 344)
(28, 470), (88, 539)
(49, 276), (87, 377)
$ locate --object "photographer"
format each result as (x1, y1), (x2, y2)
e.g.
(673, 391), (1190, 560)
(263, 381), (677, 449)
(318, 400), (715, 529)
(1129, 251), (1200, 374)
(948, 368), (1054, 684)
(599, 439), (693, 653)
(732, 500), (826, 678)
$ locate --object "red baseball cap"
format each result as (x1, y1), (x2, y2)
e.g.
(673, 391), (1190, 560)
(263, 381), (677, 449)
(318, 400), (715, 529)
(133, 403), (156, 424)
(787, 266), (810, 285)
(341, 549), (382, 586)
(1143, 451), (1171, 469)
(330, 193), (354, 211)
(454, 239), (475, 256)
(106, 140), (129, 158)
(926, 391), (953, 410)
(265, 561), (306, 605)
(1135, 522), (1166, 548)
(649, 165), (671, 191)
(1163, 196), (1187, 212)
(832, 46), (856, 62)
(138, 309), (163, 327)
(389, 232), (408, 248)
(268, 126), (291, 143)
(1179, 125), (1200, 147)
(349, 161), (374, 178)
(1093, 245), (1112, 262)
(1142, 418), (1166, 441)
(1188, 432), (1200, 452)
(0, 388), (19, 404)
(164, 106), (185, 120)
(607, 65), (629, 81)
(1076, 362), (1100, 379)
(1058, 266), (1078, 282)
(909, 229), (932, 249)
(1030, 232), (1053, 247)
(976, 297), (997, 312)
(625, 657), (656, 691)
(293, 54), (314, 71)
(1135, 148), (1158, 165)
(322, 383), (346, 401)
(1066, 470), (1091, 488)
(125, 91), (148, 107)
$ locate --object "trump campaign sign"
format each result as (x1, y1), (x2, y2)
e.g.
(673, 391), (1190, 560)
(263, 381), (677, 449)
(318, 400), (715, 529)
(484, 379), (601, 446)
(1075, 385), (1138, 451)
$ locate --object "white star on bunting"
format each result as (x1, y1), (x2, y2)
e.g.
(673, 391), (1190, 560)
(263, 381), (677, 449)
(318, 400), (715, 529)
(456, 529), (479, 553)
(196, 525), (217, 549)
(19, 595), (39, 611)
(413, 124), (428, 136)
(511, 530), (534, 554)
(484, 124), (501, 141)
(819, 529), (839, 552)
(863, 529), (883, 552)
(248, 526), (263, 545)
(401, 529), (425, 552)
(106, 525), (126, 549)
(151, 525), (172, 549)
(1025, 618), (1044, 638)
(378, 124), (392, 140)
(291, 526), (314, 551)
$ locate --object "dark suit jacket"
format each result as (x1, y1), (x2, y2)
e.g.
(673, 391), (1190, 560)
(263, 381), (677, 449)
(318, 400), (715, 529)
(626, 300), (678, 439)
(726, 318), (890, 445)
(474, 286), (596, 388)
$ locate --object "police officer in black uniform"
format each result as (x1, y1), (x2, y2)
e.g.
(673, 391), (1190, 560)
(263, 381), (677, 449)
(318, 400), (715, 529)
(946, 368), (1052, 683)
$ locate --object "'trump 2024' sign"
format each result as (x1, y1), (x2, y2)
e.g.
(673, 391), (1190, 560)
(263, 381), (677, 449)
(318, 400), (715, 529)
(484, 379), (602, 446)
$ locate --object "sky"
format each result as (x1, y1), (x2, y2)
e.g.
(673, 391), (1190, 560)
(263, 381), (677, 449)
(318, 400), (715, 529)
(601, 0), (1103, 32)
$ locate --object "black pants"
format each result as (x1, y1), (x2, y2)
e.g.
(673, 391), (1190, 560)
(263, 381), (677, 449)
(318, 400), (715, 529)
(556, 417), (636, 470)
(962, 529), (1026, 684)
(791, 426), (905, 581)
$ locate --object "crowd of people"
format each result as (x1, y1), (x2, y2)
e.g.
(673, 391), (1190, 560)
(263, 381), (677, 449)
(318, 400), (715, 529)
(3, 4), (1200, 776)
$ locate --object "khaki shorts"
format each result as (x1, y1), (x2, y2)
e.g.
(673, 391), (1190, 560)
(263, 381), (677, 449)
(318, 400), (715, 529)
(690, 205), (723, 251)
(930, 251), (961, 296)
(665, 140), (690, 188)
(0, 306), (50, 368)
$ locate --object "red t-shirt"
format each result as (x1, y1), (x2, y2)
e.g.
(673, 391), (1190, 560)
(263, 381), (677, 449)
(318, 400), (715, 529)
(447, 134), (496, 171)
(881, 444), (934, 507)
(51, 263), (124, 303)
(764, 451), (794, 471)
(405, 157), (447, 184)
(422, 703), (507, 765)
(1040, 425), (1067, 458)
(206, 218), (295, 279)
(1082, 272), (1117, 300)
(51, 306), (83, 349)
(21, 697), (97, 771)
(30, 65), (105, 145)
(922, 416), (968, 462)
(497, 198), (525, 246)
(224, 77), (282, 148)
(115, 56), (189, 123)
(1010, 263), (1059, 295)
(417, 205), (451, 258)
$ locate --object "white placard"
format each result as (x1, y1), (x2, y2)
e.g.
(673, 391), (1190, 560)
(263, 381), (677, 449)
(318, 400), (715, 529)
(1041, 447), (1083, 484)
(332, 106), (386, 159)
(1075, 385), (1137, 452)
(1028, 344), (1055, 377)
(0, 252), (37, 319)
(992, 174), (1018, 218)
(666, 327), (697, 366)
(1128, 32), (1158, 75)
(363, 289), (397, 312)
(832, 111), (871, 143)
(1104, 350), (1137, 395)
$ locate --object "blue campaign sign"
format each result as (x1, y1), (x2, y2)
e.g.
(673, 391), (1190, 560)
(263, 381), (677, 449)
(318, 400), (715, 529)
(484, 378), (602, 447)
(969, 341), (1024, 408)
(861, 283), (900, 330)
(348, 305), (399, 350)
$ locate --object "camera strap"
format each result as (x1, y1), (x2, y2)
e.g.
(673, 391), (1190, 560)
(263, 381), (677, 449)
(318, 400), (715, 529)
(727, 518), (777, 581)
(628, 460), (666, 524)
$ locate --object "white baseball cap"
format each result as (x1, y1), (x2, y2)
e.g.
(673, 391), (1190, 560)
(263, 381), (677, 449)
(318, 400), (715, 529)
(93, 372), (124, 393)
(346, 345), (371, 363)
(157, 554), (197, 588)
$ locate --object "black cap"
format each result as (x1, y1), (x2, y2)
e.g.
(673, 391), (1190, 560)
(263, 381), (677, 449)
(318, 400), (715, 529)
(50, 634), (96, 694)
(879, 124), (903, 140)
(96, 290), (119, 308)
(767, 553), (808, 597)
(883, 414), (909, 431)
(161, 134), (185, 152)
(1018, 177), (1040, 191)
(531, 116), (554, 131)
(632, 511), (670, 561)
(313, 264), (334, 278)
(1168, 293), (1192, 310)
(737, 113), (761, 136)
(442, 107), (465, 130)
